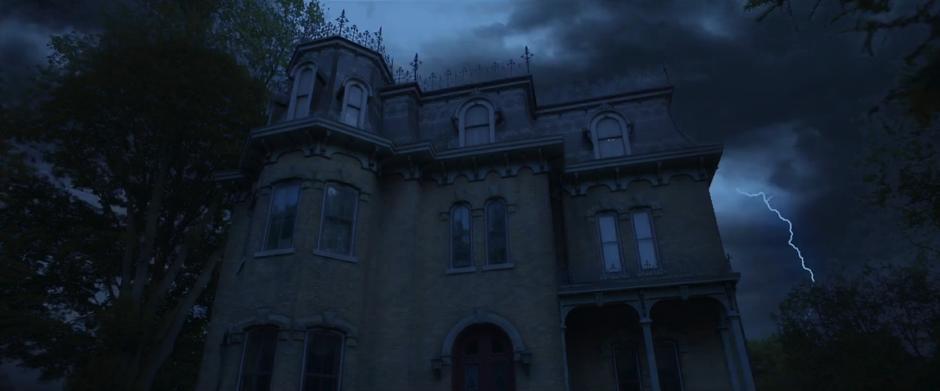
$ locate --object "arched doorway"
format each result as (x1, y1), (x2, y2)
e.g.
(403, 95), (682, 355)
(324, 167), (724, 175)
(452, 323), (516, 391)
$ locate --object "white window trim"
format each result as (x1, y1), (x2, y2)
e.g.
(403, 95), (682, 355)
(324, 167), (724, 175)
(258, 181), (301, 254)
(484, 198), (511, 266)
(339, 79), (370, 128)
(315, 183), (360, 258)
(449, 203), (474, 271)
(596, 211), (625, 275)
(590, 112), (632, 159)
(299, 328), (346, 391)
(287, 63), (317, 120)
(456, 99), (496, 147)
(631, 209), (661, 270)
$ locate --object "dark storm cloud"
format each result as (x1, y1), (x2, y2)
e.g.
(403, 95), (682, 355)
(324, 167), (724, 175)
(419, 0), (916, 336)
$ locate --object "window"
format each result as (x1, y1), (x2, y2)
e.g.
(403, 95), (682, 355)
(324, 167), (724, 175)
(263, 182), (301, 251)
(632, 210), (658, 269)
(341, 81), (367, 127)
(597, 213), (623, 273)
(302, 329), (344, 391)
(591, 113), (631, 158)
(289, 65), (316, 119)
(459, 101), (494, 146)
(452, 324), (515, 391)
(238, 326), (279, 391)
(485, 199), (509, 265)
(655, 340), (683, 391)
(613, 344), (641, 391)
(450, 204), (472, 269)
(317, 183), (358, 256)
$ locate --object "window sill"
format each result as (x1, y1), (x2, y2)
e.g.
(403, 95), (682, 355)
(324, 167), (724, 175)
(254, 248), (295, 258)
(446, 266), (477, 275)
(481, 262), (514, 271)
(313, 249), (359, 263)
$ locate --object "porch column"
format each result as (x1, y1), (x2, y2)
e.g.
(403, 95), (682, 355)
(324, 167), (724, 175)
(718, 322), (741, 391)
(727, 311), (755, 391)
(561, 325), (571, 391)
(639, 317), (661, 391)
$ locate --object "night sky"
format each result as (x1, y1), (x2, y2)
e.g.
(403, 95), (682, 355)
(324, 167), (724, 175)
(0, 0), (919, 389)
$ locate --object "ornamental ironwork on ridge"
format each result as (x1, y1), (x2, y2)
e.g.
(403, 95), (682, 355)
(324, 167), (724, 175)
(308, 10), (534, 92)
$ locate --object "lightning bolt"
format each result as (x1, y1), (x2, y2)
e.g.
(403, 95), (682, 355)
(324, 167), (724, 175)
(736, 188), (816, 283)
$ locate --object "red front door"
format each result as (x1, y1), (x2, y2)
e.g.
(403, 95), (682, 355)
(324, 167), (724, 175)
(452, 324), (516, 391)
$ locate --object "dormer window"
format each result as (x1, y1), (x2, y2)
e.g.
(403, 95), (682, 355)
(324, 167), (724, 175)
(458, 100), (495, 146)
(288, 64), (316, 119)
(591, 113), (631, 158)
(340, 80), (368, 128)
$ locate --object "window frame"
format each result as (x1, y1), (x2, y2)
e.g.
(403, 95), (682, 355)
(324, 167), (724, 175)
(590, 112), (632, 159)
(449, 202), (474, 271)
(457, 99), (496, 147)
(236, 325), (279, 391)
(611, 342), (643, 391)
(339, 80), (369, 128)
(299, 328), (346, 391)
(596, 211), (625, 275)
(315, 182), (360, 259)
(654, 339), (684, 391)
(259, 181), (302, 254)
(631, 209), (660, 270)
(483, 198), (511, 267)
(288, 64), (317, 120)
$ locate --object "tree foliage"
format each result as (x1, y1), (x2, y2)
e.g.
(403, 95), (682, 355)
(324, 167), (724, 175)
(0, 1), (322, 389)
(750, 261), (940, 390)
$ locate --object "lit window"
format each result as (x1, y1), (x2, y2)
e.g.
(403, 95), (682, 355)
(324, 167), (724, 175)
(460, 101), (494, 146)
(341, 82), (367, 127)
(613, 343), (641, 391)
(592, 114), (631, 158)
(317, 184), (358, 256)
(263, 182), (300, 251)
(238, 326), (278, 391)
(302, 329), (344, 391)
(655, 340), (683, 391)
(451, 204), (472, 268)
(597, 213), (623, 273)
(632, 210), (658, 269)
(290, 66), (316, 119)
(485, 199), (509, 265)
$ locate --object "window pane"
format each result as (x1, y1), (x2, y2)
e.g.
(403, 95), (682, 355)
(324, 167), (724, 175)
(240, 327), (278, 391)
(596, 117), (622, 138)
(598, 215), (618, 243)
(463, 364), (479, 391)
(638, 239), (658, 269)
(298, 69), (314, 92)
(599, 138), (625, 158)
(632, 211), (652, 239)
(656, 342), (682, 391)
(319, 185), (357, 255)
(451, 205), (472, 268)
(293, 68), (315, 119)
(295, 95), (310, 118)
(466, 104), (489, 127)
(614, 346), (641, 391)
(342, 106), (360, 126)
(603, 242), (622, 273)
(486, 200), (508, 264)
(264, 183), (299, 250)
(465, 125), (490, 146)
(492, 361), (511, 391)
(347, 85), (363, 106)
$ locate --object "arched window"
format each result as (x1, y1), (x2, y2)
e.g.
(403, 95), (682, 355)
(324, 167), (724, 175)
(631, 210), (658, 270)
(301, 329), (345, 391)
(596, 212), (623, 273)
(459, 100), (495, 146)
(238, 325), (279, 391)
(655, 340), (684, 391)
(452, 324), (515, 391)
(485, 198), (509, 265)
(450, 203), (472, 269)
(289, 65), (317, 119)
(591, 113), (631, 158)
(317, 183), (359, 256)
(262, 181), (301, 251)
(340, 80), (368, 127)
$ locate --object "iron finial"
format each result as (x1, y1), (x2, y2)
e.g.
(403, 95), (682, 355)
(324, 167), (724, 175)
(521, 46), (533, 74)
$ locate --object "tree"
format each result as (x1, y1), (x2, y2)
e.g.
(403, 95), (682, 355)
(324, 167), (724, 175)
(0, 1), (323, 390)
(750, 261), (940, 390)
